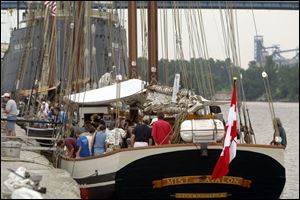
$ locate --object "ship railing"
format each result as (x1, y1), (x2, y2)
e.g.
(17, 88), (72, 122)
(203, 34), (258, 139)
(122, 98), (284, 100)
(20, 9), (119, 23)
(1, 118), (63, 152)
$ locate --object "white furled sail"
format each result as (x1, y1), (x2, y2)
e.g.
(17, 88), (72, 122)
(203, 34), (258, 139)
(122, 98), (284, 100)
(67, 79), (146, 105)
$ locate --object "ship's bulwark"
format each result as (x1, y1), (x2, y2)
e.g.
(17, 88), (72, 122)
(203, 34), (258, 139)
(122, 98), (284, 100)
(1, 16), (127, 94)
(62, 146), (285, 199)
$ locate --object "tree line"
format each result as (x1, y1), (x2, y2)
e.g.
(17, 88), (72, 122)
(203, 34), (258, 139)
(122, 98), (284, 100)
(136, 56), (299, 102)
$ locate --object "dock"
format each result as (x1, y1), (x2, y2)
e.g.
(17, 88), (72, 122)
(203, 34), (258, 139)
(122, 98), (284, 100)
(1, 122), (80, 199)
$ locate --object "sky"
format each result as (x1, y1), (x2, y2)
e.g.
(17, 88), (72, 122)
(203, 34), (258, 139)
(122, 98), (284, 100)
(1, 8), (299, 69)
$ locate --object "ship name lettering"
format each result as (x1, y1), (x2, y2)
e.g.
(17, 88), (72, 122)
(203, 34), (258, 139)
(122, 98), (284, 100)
(152, 176), (252, 189)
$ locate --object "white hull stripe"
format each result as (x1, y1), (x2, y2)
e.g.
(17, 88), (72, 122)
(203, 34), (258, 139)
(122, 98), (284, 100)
(79, 180), (115, 188)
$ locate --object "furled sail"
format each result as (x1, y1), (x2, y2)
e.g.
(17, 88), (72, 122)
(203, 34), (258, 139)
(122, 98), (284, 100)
(66, 79), (146, 105)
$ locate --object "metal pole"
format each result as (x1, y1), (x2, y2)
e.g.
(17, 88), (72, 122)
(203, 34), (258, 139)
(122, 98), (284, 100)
(17, 1), (19, 29)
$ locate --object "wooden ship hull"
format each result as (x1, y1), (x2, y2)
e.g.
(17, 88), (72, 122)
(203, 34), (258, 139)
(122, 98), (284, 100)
(58, 1), (286, 199)
(59, 144), (285, 199)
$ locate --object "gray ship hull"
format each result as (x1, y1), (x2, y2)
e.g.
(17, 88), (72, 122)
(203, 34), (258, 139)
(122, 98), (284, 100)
(1, 13), (127, 95)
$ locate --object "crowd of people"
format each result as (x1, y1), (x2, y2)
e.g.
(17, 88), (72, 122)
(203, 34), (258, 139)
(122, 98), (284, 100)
(36, 100), (68, 128)
(2, 92), (287, 156)
(57, 112), (173, 159)
(1, 92), (69, 139)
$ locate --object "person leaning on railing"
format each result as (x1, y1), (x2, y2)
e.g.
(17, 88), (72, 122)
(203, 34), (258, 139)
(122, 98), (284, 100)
(270, 117), (287, 149)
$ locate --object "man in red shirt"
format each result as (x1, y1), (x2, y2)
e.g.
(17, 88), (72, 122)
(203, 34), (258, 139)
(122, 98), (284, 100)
(151, 112), (173, 145)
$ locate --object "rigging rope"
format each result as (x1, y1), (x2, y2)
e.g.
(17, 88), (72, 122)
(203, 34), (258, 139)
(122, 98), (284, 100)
(192, 8), (207, 97)
(117, 8), (128, 79)
(219, 9), (233, 88)
(262, 72), (279, 138)
(251, 2), (277, 143)
(197, 8), (215, 100)
(172, 4), (192, 90)
(234, 9), (255, 144)
(171, 112), (188, 144)
(250, 1), (259, 37)
(184, 9), (201, 95)
(163, 5), (169, 84)
(218, 3), (258, 144)
(139, 5), (148, 82)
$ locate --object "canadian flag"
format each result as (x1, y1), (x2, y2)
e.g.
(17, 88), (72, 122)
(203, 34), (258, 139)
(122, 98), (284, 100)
(212, 79), (237, 179)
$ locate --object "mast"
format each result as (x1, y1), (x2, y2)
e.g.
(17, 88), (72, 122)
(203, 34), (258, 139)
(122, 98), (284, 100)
(73, 2), (85, 92)
(17, 1), (19, 29)
(84, 1), (91, 89)
(128, 1), (138, 79)
(148, 1), (158, 85)
(128, 1), (139, 123)
(39, 5), (56, 97)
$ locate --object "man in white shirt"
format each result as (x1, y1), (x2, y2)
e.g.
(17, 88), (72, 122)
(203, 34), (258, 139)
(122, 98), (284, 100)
(41, 101), (49, 118)
(2, 93), (18, 137)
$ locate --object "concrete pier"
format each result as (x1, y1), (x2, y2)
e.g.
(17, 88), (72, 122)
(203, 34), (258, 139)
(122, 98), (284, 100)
(1, 122), (80, 199)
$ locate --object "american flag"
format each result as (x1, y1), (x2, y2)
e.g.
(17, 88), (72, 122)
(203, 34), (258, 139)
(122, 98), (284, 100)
(44, 1), (57, 16)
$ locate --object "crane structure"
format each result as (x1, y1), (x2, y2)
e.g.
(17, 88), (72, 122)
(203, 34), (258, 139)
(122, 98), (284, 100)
(254, 35), (299, 66)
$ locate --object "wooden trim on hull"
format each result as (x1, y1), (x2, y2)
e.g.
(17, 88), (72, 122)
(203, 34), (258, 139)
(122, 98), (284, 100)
(61, 143), (285, 162)
(61, 143), (285, 168)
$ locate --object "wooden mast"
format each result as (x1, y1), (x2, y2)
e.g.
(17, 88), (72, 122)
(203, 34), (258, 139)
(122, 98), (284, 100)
(148, 1), (158, 85)
(128, 1), (139, 123)
(128, 1), (138, 79)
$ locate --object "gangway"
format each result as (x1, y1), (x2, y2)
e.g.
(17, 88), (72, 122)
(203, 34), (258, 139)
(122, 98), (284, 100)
(1, 118), (63, 152)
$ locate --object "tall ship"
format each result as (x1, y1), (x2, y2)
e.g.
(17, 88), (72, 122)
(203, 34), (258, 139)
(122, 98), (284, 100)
(1, 1), (127, 99)
(1, 1), (286, 199)
(58, 2), (285, 199)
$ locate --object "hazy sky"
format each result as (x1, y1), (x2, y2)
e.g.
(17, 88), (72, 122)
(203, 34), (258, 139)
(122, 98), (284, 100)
(1, 9), (299, 68)
(128, 9), (299, 68)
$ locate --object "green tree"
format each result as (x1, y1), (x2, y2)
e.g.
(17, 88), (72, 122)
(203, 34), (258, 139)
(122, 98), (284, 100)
(242, 61), (264, 100)
(135, 56), (298, 102)
(277, 64), (299, 101)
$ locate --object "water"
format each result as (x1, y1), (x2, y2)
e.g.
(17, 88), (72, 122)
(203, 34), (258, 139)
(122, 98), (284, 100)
(221, 102), (299, 199)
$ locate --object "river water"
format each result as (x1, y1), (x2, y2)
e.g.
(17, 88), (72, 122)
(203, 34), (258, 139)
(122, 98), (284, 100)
(220, 102), (299, 199)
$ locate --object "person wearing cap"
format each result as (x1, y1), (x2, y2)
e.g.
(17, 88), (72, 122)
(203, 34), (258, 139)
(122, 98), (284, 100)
(148, 117), (158, 145)
(2, 93), (18, 137)
(151, 112), (173, 145)
(131, 115), (153, 147)
(150, 117), (158, 126)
